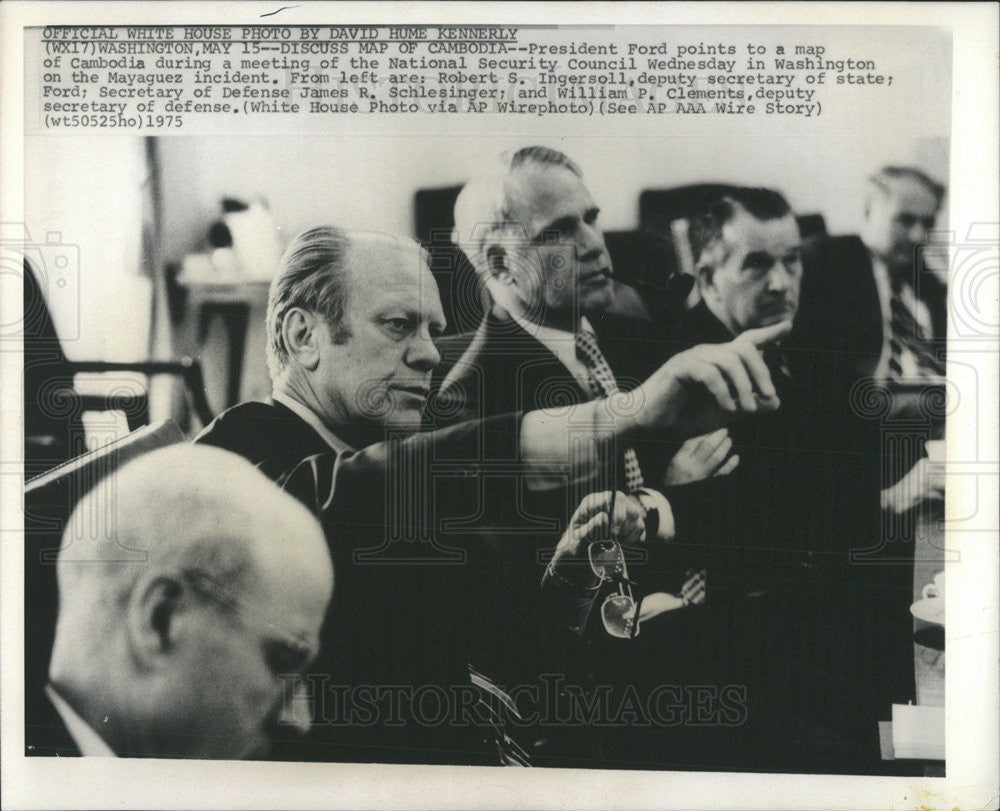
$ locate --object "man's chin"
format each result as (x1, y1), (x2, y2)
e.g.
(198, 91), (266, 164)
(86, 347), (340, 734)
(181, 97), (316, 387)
(752, 310), (796, 330)
(582, 285), (615, 315)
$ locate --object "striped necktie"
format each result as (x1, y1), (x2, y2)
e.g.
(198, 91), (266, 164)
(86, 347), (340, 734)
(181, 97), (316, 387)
(887, 273), (945, 379)
(575, 329), (645, 492)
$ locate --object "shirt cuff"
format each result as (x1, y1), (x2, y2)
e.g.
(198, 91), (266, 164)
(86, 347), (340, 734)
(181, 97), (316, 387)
(633, 487), (676, 543)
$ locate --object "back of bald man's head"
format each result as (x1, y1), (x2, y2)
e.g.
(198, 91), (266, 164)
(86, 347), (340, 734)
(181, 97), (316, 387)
(54, 444), (332, 636)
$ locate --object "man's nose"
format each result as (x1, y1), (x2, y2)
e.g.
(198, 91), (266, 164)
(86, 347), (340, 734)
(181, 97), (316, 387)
(577, 223), (606, 264)
(277, 682), (313, 736)
(406, 328), (441, 372)
(766, 262), (792, 293)
(908, 222), (929, 244)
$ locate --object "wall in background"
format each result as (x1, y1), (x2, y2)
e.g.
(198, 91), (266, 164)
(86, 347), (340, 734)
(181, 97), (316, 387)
(23, 136), (150, 361)
(155, 133), (950, 265)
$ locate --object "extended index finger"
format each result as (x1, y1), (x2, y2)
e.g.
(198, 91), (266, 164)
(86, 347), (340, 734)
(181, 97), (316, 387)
(741, 320), (793, 348)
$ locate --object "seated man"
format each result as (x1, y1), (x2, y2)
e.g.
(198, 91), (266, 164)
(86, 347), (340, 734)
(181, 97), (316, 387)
(27, 444), (333, 760)
(795, 168), (948, 518)
(441, 145), (740, 499)
(195, 225), (787, 766)
(665, 187), (918, 773)
(796, 165), (947, 387)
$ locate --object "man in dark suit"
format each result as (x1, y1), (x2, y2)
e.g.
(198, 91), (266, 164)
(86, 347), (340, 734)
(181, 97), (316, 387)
(440, 146), (755, 551)
(194, 224), (788, 767)
(665, 187), (921, 774)
(796, 166), (947, 387)
(27, 444), (333, 759)
(438, 148), (804, 768)
(795, 166), (948, 519)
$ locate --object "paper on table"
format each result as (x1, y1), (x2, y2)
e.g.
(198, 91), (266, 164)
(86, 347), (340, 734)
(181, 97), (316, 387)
(892, 703), (945, 760)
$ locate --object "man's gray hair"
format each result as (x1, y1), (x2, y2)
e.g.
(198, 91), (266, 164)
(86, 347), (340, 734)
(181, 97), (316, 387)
(265, 226), (353, 381)
(452, 146), (582, 275)
(868, 166), (946, 207)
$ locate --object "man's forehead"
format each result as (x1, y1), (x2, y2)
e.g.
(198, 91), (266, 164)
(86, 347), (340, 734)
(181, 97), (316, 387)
(508, 164), (594, 229)
(722, 211), (800, 254)
(347, 233), (424, 273)
(344, 236), (432, 290)
(342, 234), (442, 316)
(250, 542), (329, 636)
(886, 177), (940, 213)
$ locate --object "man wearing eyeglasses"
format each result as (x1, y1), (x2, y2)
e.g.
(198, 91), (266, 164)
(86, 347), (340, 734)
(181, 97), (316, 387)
(195, 225), (788, 766)
(27, 444), (333, 760)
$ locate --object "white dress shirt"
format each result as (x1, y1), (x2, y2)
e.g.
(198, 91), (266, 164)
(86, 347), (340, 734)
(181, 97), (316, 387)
(45, 685), (116, 757)
(506, 309), (675, 540)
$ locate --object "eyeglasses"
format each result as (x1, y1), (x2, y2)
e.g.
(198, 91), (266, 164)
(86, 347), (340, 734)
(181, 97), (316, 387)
(588, 541), (642, 639)
(180, 568), (316, 667)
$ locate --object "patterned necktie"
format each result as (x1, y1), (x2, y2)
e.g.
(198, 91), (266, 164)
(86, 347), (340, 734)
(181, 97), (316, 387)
(575, 329), (645, 492)
(887, 274), (945, 380)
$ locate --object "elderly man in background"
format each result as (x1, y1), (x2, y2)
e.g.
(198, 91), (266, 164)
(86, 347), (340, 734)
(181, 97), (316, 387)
(860, 166), (948, 381)
(26, 444), (333, 760)
(794, 167), (947, 544)
(195, 224), (788, 766)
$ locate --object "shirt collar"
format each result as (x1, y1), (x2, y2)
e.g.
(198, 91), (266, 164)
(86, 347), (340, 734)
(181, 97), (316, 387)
(272, 390), (355, 453)
(45, 685), (117, 757)
(506, 308), (595, 374)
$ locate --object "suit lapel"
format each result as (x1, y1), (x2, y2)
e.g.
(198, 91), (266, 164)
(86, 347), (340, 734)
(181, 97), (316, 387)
(439, 310), (592, 413)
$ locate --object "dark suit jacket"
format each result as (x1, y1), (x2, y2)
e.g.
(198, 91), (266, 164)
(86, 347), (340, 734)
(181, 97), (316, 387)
(430, 307), (673, 493)
(195, 400), (571, 765)
(660, 302), (914, 773)
(796, 234), (947, 385)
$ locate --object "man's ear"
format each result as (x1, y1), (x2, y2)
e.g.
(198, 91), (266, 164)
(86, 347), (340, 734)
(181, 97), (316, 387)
(126, 575), (186, 668)
(282, 308), (321, 371)
(484, 245), (512, 284)
(696, 261), (716, 297)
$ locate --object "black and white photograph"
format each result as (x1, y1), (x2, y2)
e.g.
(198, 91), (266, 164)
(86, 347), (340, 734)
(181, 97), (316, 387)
(2, 3), (998, 809)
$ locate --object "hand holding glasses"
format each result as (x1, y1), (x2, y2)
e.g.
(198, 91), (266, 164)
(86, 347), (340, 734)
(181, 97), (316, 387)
(588, 539), (642, 639)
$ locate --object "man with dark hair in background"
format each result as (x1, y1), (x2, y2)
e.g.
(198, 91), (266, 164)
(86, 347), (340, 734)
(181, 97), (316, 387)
(665, 187), (920, 774)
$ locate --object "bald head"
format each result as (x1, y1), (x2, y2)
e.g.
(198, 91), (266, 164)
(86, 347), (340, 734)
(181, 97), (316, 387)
(49, 444), (333, 760)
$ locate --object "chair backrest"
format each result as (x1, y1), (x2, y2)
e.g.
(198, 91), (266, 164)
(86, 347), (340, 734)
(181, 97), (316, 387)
(414, 185), (486, 335)
(24, 420), (185, 697)
(25, 419), (184, 500)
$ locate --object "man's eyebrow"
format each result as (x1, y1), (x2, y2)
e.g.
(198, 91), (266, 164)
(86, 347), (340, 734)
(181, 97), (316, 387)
(533, 214), (577, 242)
(373, 303), (420, 318)
(741, 250), (776, 267)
